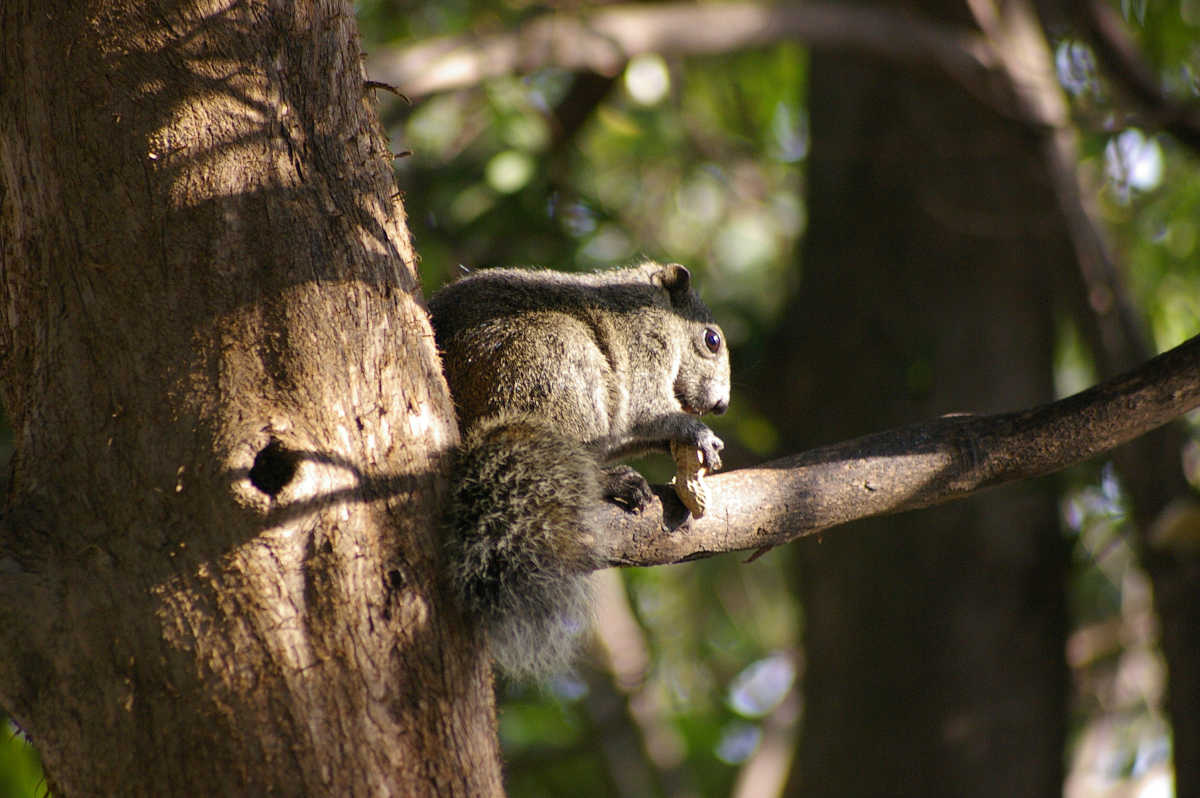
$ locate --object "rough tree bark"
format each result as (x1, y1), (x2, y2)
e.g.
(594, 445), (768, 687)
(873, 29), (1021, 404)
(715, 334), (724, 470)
(0, 0), (502, 794)
(5, 0), (1198, 793)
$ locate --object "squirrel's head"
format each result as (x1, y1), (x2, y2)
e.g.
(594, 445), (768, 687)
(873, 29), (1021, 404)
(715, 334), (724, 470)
(649, 263), (732, 417)
(675, 319), (730, 416)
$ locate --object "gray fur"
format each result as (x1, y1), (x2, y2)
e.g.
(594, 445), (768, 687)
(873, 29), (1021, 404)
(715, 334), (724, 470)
(429, 261), (730, 678)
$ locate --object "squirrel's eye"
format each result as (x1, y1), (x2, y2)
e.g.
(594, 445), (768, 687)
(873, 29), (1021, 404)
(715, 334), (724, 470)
(703, 327), (722, 354)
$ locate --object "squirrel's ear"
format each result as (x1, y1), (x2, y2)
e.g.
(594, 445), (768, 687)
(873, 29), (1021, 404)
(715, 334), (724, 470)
(654, 262), (692, 294)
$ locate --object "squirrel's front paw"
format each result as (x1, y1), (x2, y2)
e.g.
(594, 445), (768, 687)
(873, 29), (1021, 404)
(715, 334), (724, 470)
(695, 428), (724, 472)
(602, 465), (654, 513)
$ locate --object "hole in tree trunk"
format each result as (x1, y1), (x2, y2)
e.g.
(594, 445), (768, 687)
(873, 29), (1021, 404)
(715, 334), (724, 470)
(249, 439), (297, 496)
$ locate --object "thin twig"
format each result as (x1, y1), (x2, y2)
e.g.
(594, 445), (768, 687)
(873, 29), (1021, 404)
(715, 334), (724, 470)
(1071, 0), (1200, 153)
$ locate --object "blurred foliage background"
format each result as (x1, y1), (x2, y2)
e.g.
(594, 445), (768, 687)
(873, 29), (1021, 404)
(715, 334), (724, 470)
(5, 0), (1200, 795)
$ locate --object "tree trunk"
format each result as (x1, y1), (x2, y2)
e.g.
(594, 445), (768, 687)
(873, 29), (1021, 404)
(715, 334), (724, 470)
(766, 20), (1071, 797)
(0, 0), (502, 794)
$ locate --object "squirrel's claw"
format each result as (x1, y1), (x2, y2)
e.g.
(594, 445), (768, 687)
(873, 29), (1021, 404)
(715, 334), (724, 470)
(603, 464), (654, 513)
(695, 428), (724, 472)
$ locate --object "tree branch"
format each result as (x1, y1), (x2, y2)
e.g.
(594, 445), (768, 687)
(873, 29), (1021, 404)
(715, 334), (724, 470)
(1070, 0), (1200, 154)
(967, 0), (1155, 386)
(367, 2), (995, 99)
(601, 331), (1200, 567)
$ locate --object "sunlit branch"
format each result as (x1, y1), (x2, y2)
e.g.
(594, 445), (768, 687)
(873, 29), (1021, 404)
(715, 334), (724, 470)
(367, 2), (995, 100)
(599, 331), (1200, 567)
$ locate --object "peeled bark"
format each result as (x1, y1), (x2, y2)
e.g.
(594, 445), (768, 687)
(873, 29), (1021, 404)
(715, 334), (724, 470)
(0, 0), (502, 794)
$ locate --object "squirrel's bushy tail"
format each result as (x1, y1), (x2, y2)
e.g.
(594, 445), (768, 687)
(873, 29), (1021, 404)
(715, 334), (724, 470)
(444, 413), (605, 679)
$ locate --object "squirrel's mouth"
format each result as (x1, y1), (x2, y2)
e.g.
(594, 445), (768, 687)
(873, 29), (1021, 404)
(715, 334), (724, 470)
(677, 393), (729, 417)
(678, 397), (713, 416)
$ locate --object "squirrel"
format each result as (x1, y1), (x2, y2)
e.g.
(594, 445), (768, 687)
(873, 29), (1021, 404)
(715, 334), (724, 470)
(427, 261), (731, 679)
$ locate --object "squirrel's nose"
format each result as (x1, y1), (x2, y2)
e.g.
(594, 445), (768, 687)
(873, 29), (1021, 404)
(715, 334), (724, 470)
(711, 398), (729, 415)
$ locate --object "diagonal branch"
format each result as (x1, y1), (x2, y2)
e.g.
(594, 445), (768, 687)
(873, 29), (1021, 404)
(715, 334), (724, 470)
(1070, 0), (1200, 154)
(600, 331), (1200, 567)
(367, 2), (996, 100)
